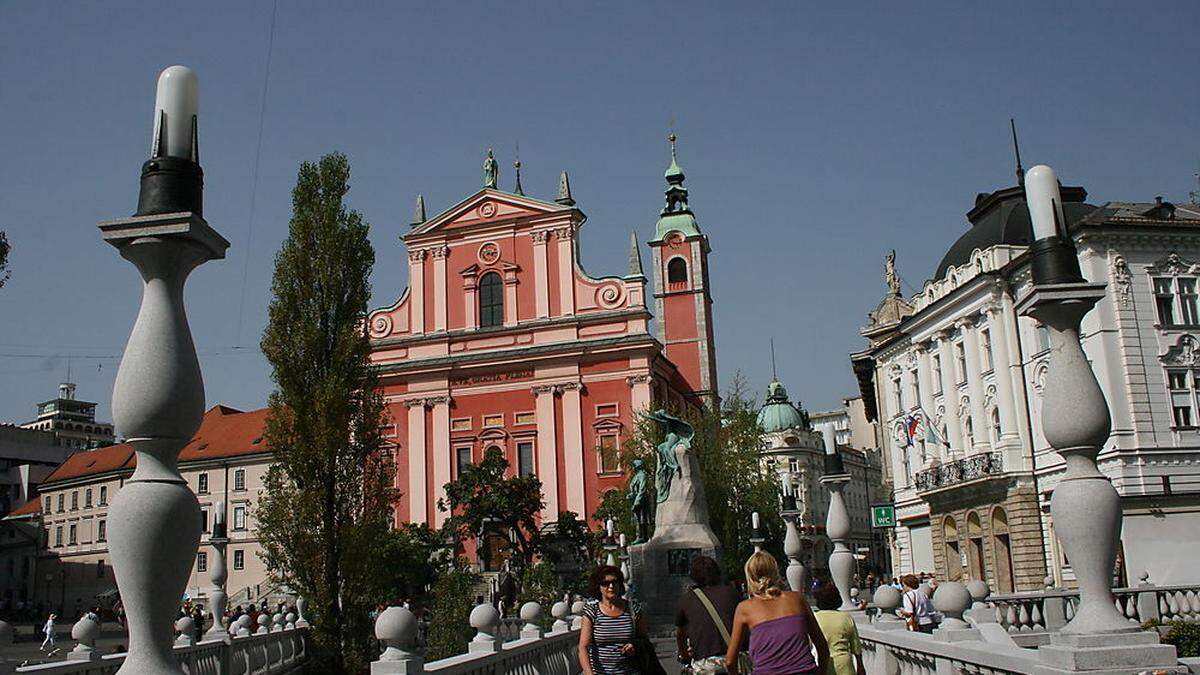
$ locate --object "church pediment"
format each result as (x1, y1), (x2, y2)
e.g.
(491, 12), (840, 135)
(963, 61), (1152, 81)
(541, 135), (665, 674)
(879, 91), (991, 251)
(406, 189), (573, 239)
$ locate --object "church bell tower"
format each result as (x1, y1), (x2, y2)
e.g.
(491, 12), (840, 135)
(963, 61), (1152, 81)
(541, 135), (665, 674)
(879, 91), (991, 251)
(648, 135), (719, 408)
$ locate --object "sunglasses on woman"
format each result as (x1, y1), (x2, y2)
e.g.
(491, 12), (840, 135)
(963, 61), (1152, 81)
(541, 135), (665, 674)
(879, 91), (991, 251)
(600, 579), (622, 588)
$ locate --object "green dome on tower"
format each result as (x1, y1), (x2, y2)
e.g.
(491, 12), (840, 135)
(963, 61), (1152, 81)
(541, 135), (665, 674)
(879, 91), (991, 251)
(652, 133), (702, 242)
(757, 379), (810, 433)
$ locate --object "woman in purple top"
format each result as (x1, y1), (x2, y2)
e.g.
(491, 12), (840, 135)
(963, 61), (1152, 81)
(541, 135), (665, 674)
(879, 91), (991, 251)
(725, 552), (829, 675)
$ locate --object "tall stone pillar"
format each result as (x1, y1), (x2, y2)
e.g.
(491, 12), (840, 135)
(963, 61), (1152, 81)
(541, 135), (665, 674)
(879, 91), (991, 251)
(408, 250), (426, 335)
(958, 316), (990, 453)
(935, 330), (965, 454)
(560, 382), (586, 517)
(914, 343), (939, 466)
(983, 303), (1019, 444)
(431, 246), (448, 332)
(430, 396), (452, 528)
(532, 385), (560, 519)
(405, 399), (428, 525)
(531, 230), (551, 318)
(555, 226), (575, 315)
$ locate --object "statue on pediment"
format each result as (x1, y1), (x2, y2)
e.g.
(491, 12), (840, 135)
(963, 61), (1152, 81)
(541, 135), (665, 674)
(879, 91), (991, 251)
(483, 149), (499, 189)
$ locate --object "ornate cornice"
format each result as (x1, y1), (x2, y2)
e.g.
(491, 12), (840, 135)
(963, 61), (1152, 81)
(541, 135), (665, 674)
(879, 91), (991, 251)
(625, 374), (651, 386)
(430, 246), (450, 260)
(408, 249), (428, 263)
(529, 230), (551, 244)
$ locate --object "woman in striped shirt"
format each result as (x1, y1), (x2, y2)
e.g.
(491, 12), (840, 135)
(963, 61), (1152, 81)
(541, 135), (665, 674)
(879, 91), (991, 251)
(578, 565), (647, 675)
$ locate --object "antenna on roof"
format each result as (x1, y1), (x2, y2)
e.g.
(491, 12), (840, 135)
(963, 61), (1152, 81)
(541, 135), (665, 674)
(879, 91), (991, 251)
(770, 338), (777, 380)
(1010, 118), (1025, 187)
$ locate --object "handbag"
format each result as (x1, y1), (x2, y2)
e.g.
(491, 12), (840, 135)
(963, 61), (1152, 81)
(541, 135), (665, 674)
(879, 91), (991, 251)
(693, 588), (752, 673)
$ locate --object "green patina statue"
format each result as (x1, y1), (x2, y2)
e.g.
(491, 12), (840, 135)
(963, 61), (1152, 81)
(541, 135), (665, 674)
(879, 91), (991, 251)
(627, 459), (651, 544)
(646, 408), (694, 505)
(483, 148), (499, 189)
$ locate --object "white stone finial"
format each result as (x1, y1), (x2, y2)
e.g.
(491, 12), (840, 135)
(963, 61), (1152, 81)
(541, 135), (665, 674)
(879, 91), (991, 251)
(469, 603), (501, 654)
(872, 585), (903, 626)
(173, 616), (195, 647)
(68, 617), (102, 660)
(932, 581), (973, 630)
(256, 613), (271, 635)
(295, 596), (309, 628)
(285, 612), (296, 630)
(520, 602), (544, 639)
(551, 601), (571, 633)
(966, 579), (991, 603)
(375, 606), (421, 666)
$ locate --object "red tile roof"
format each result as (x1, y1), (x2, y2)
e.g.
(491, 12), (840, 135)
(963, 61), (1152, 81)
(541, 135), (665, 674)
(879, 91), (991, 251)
(40, 405), (270, 485)
(5, 498), (42, 518)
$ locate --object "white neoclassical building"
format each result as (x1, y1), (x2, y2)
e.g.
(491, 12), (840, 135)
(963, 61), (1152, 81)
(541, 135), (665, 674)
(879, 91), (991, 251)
(852, 174), (1200, 591)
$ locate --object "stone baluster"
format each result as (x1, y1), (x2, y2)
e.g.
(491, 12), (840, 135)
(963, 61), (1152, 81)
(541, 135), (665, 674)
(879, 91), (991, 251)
(68, 616), (101, 661)
(469, 603), (501, 654)
(270, 612), (282, 632)
(256, 614), (271, 636)
(100, 65), (230, 675)
(781, 484), (807, 593)
(820, 426), (857, 613)
(1017, 165), (1178, 673)
(372, 606), (424, 674)
(205, 500), (229, 640)
(520, 602), (544, 640)
(295, 596), (310, 628)
(551, 601), (571, 633)
(571, 600), (586, 630)
(285, 612), (296, 630)
(963, 580), (993, 625)
(174, 616), (195, 647)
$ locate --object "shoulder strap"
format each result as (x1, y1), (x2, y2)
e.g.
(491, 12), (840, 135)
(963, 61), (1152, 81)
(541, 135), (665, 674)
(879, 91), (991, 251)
(692, 588), (732, 646)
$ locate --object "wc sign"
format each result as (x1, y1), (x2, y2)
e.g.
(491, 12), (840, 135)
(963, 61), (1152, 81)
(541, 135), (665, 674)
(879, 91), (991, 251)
(871, 504), (896, 528)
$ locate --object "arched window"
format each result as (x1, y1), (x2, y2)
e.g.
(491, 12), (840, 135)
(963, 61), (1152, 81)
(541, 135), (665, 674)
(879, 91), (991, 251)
(966, 511), (984, 582)
(991, 507), (1015, 593)
(943, 516), (963, 581)
(479, 272), (504, 327)
(990, 408), (1002, 444)
(667, 258), (688, 285)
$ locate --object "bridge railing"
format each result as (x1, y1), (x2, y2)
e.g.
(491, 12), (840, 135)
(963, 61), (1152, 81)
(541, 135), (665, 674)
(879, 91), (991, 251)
(986, 575), (1200, 635)
(371, 600), (581, 675)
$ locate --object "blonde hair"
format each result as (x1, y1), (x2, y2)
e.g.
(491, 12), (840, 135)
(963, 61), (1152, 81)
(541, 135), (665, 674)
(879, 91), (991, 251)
(744, 551), (784, 598)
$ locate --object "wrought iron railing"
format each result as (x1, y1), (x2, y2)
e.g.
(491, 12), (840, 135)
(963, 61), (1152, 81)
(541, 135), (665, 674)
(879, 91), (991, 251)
(914, 451), (1003, 492)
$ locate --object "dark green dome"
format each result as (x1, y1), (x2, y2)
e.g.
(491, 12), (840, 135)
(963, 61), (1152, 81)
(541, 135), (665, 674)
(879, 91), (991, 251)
(757, 380), (809, 433)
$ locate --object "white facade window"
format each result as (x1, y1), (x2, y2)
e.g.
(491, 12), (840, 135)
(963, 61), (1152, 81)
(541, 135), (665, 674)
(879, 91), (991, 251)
(84, 489), (92, 508)
(1167, 368), (1200, 429)
(1154, 277), (1200, 326)
(68, 524), (77, 545)
(99, 486), (107, 505)
(233, 469), (246, 491)
(1155, 278), (1176, 324)
(71, 491), (78, 510)
(932, 356), (943, 394)
(910, 374), (921, 409)
(1173, 405), (1193, 428)
(233, 506), (247, 531)
(892, 378), (903, 412)
(97, 520), (106, 542)
(197, 472), (209, 494)
(197, 552), (208, 573)
(44, 497), (51, 514)
(54, 526), (62, 547)
(517, 441), (535, 477)
(954, 342), (967, 384)
(233, 549), (245, 570)
(981, 329), (994, 371)
(1181, 279), (1200, 324)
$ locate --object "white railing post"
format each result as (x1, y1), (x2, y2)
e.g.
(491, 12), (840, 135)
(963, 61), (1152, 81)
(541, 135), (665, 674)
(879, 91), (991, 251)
(67, 616), (101, 662)
(551, 601), (571, 634)
(174, 616), (196, 648)
(520, 602), (544, 640)
(468, 603), (502, 654)
(571, 600), (586, 630)
(255, 614), (270, 636)
(871, 586), (905, 631)
(932, 581), (980, 642)
(372, 606), (425, 674)
(285, 612), (296, 630)
(295, 596), (310, 628)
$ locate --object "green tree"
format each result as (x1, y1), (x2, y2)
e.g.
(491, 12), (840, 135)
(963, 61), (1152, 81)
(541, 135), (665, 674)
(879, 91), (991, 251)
(425, 564), (481, 661)
(256, 152), (391, 674)
(376, 523), (441, 605)
(439, 446), (544, 572)
(0, 230), (10, 289)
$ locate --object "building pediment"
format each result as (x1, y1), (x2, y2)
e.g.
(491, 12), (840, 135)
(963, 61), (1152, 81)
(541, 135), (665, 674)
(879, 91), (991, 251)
(406, 189), (574, 240)
(1161, 334), (1200, 367)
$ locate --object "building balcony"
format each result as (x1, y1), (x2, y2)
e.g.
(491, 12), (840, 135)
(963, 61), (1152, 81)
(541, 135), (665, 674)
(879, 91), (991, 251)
(914, 451), (1003, 494)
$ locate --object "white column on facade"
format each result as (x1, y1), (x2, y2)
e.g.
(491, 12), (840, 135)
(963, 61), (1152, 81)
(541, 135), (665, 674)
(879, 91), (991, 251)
(430, 395), (452, 528)
(914, 343), (939, 466)
(532, 231), (551, 318)
(984, 303), (1019, 443)
(556, 227), (575, 316)
(432, 246), (448, 332)
(504, 272), (519, 327)
(958, 316), (990, 453)
(533, 385), (560, 519)
(935, 329), (965, 453)
(405, 399), (428, 525)
(560, 382), (586, 517)
(462, 273), (477, 330)
(408, 249), (426, 335)
(627, 374), (652, 413)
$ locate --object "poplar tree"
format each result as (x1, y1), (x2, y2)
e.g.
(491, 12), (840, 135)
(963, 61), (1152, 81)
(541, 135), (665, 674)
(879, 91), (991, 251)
(257, 152), (392, 673)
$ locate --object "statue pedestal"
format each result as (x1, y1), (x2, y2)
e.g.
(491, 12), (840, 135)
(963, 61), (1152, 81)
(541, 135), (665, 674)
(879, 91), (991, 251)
(629, 440), (721, 636)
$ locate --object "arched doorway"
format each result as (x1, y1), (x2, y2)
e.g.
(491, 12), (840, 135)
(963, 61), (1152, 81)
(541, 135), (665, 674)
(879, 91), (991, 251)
(991, 507), (1015, 593)
(966, 511), (985, 582)
(942, 516), (963, 581)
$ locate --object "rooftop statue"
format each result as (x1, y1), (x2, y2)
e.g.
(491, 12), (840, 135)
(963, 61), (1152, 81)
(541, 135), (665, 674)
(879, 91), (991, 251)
(885, 249), (901, 296)
(483, 148), (499, 189)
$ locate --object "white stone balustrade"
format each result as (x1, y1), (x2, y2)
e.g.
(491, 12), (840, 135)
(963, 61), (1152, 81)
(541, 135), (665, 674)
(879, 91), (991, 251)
(370, 602), (581, 675)
(14, 626), (308, 675)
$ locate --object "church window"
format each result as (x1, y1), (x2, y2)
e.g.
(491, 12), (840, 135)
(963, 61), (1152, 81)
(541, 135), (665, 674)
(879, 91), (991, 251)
(517, 441), (535, 477)
(667, 257), (688, 286)
(598, 433), (620, 473)
(479, 272), (504, 327)
(456, 446), (474, 477)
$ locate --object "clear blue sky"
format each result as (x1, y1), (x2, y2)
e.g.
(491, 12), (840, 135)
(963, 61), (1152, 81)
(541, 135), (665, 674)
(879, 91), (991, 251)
(1, 1), (1197, 428)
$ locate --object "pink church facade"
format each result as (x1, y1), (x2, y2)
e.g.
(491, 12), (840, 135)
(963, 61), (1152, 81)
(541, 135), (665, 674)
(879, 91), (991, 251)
(367, 150), (717, 532)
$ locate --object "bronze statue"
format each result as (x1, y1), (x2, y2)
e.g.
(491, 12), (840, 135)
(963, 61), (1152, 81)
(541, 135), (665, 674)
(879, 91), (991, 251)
(627, 459), (651, 544)
(646, 408), (694, 504)
(483, 148), (499, 189)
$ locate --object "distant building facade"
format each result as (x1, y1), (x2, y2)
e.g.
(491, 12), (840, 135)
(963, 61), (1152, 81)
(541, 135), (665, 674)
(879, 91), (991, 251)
(365, 144), (717, 558)
(757, 379), (888, 576)
(853, 172), (1200, 590)
(15, 406), (275, 614)
(20, 383), (115, 450)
